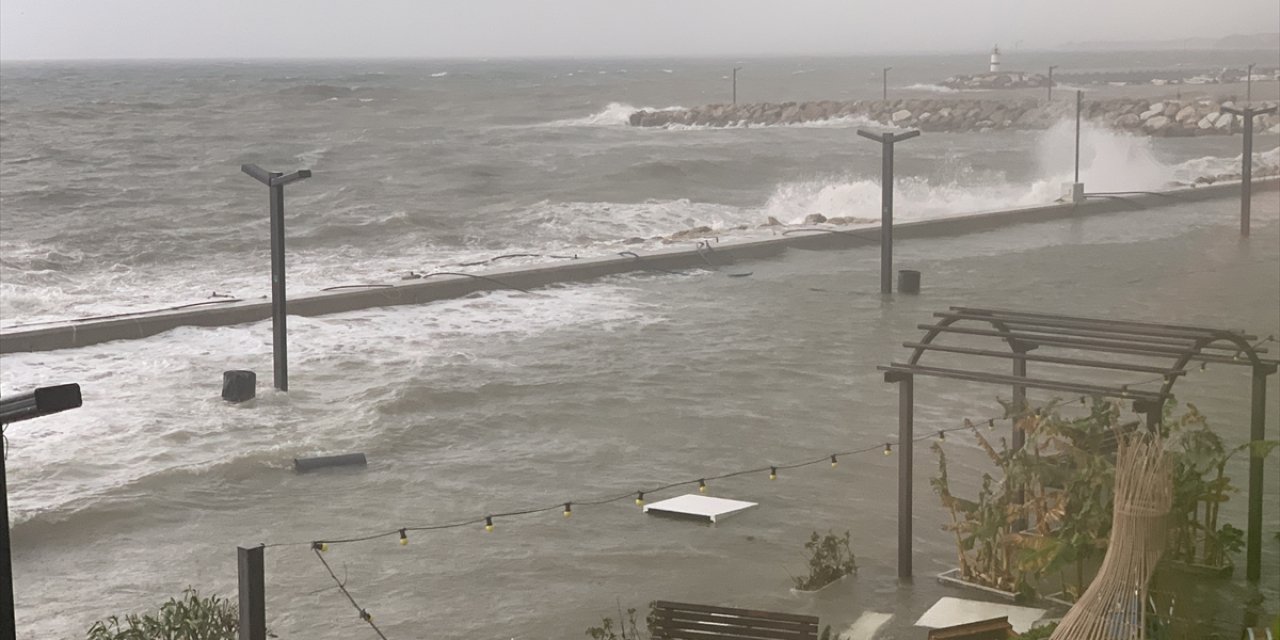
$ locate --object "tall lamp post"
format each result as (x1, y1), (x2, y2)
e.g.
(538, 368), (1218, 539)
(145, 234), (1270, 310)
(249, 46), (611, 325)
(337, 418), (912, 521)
(1245, 62), (1255, 104)
(857, 127), (921, 295)
(882, 66), (892, 101)
(732, 66), (742, 105)
(1221, 104), (1278, 237)
(1, 383), (82, 640)
(1047, 65), (1058, 101)
(241, 164), (312, 392)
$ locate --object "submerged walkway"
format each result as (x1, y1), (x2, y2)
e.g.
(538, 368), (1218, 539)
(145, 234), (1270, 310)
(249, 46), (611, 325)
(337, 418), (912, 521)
(1, 179), (1274, 354)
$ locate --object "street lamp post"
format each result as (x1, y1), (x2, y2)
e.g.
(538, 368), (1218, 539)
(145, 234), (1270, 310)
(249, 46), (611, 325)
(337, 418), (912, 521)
(732, 66), (742, 105)
(1047, 65), (1058, 101)
(1221, 104), (1278, 237)
(882, 66), (892, 101)
(1, 384), (82, 640)
(857, 127), (921, 295)
(1246, 62), (1255, 104)
(241, 164), (312, 392)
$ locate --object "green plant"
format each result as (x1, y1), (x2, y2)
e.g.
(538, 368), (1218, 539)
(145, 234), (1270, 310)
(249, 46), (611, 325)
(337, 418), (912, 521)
(86, 589), (239, 640)
(1164, 405), (1278, 569)
(792, 530), (858, 591)
(586, 603), (652, 640)
(1016, 621), (1058, 639)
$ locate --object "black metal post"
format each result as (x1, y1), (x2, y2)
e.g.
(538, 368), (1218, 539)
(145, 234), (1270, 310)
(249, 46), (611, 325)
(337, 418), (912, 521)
(238, 545), (266, 640)
(882, 67), (891, 101)
(1222, 106), (1277, 237)
(0, 384), (81, 640)
(1246, 63), (1254, 104)
(1074, 90), (1083, 184)
(1047, 65), (1057, 102)
(732, 67), (741, 105)
(858, 128), (920, 295)
(1246, 364), (1274, 581)
(1, 448), (12, 640)
(1011, 353), (1028, 530)
(895, 373), (914, 578)
(241, 165), (311, 392)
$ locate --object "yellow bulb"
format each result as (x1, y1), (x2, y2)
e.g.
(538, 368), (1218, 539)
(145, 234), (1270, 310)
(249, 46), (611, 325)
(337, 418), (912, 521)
(564, 510), (572, 518)
(485, 524), (494, 532)
(635, 498), (644, 506)
(698, 481), (707, 493)
(769, 473), (777, 480)
(399, 538), (408, 546)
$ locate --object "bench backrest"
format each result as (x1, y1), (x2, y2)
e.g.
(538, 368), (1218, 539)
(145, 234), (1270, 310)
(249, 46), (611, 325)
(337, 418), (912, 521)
(650, 600), (820, 640)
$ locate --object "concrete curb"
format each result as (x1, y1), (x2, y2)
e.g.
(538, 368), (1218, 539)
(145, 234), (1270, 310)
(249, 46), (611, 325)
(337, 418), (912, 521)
(2, 178), (1275, 354)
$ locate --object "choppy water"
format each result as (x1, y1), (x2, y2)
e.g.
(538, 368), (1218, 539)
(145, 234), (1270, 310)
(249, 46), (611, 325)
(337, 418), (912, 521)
(1, 55), (1277, 326)
(1, 54), (1279, 639)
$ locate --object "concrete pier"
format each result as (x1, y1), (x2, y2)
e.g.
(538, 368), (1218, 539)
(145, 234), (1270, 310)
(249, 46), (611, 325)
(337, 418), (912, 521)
(1, 178), (1275, 355)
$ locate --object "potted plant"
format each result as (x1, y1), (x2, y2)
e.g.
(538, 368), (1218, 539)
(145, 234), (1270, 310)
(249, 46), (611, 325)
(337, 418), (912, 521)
(791, 530), (858, 592)
(1163, 404), (1278, 577)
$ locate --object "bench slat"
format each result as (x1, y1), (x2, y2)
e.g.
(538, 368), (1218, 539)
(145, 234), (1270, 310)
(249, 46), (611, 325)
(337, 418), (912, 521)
(652, 601), (819, 625)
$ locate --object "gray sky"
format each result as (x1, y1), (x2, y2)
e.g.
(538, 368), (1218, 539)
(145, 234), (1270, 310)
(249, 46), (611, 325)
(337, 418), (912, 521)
(1, 0), (1277, 60)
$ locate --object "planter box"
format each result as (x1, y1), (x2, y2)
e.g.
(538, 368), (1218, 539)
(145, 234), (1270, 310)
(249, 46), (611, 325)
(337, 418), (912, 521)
(936, 568), (1020, 602)
(789, 572), (853, 594)
(1162, 559), (1234, 579)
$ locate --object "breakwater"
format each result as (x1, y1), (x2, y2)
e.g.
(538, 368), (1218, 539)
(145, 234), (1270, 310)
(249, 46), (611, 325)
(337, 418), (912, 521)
(2, 178), (1274, 355)
(628, 97), (1280, 135)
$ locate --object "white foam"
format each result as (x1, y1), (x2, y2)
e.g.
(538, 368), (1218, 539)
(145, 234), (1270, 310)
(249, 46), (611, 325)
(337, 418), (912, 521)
(0, 283), (661, 524)
(547, 102), (684, 127)
(903, 83), (960, 93)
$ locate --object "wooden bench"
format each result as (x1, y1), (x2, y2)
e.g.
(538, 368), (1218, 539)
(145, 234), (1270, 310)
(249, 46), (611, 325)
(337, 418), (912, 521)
(650, 600), (820, 640)
(926, 616), (1013, 640)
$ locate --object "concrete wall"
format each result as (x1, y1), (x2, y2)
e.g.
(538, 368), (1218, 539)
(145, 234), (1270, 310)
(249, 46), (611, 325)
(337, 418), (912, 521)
(2, 178), (1275, 355)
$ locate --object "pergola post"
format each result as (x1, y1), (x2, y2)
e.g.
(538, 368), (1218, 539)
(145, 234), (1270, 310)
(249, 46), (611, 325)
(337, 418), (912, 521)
(1246, 364), (1275, 581)
(885, 370), (915, 578)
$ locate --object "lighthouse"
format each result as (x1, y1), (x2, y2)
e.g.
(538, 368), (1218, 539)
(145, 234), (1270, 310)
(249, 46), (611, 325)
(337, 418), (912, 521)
(989, 45), (1001, 73)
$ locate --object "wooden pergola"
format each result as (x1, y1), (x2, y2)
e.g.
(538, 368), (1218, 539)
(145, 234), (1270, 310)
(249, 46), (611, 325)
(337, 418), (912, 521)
(879, 306), (1276, 581)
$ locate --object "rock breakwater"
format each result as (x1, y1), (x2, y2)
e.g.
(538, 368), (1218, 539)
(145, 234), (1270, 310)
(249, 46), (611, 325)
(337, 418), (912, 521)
(629, 98), (1280, 136)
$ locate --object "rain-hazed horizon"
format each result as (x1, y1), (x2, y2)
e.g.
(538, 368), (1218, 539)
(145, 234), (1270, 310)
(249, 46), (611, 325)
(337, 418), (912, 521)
(1, 0), (1278, 60)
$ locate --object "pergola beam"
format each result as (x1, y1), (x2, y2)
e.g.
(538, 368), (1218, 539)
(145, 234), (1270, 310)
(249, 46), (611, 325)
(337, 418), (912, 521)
(878, 363), (1164, 401)
(902, 341), (1188, 376)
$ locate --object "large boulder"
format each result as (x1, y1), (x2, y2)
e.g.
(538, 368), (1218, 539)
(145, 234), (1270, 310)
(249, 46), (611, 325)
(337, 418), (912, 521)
(803, 213), (828, 224)
(1215, 112), (1235, 129)
(1198, 114), (1218, 129)
(1115, 113), (1141, 128)
(892, 109), (913, 123)
(1175, 105), (1198, 122)
(1144, 115), (1171, 132)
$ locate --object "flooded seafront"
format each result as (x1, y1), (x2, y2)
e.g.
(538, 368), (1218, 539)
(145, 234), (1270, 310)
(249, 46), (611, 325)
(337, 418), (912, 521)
(4, 190), (1276, 639)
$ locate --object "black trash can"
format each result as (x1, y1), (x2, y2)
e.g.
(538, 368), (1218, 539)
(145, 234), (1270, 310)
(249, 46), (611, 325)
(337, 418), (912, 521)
(898, 269), (921, 295)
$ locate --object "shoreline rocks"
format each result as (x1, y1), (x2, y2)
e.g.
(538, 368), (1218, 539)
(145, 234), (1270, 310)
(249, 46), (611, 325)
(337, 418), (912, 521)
(628, 97), (1280, 136)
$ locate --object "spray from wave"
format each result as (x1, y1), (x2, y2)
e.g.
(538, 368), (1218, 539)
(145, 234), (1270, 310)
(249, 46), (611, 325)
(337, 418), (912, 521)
(760, 120), (1272, 223)
(546, 102), (682, 127)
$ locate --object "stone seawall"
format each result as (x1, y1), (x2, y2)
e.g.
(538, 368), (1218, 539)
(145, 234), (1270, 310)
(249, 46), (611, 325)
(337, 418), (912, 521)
(629, 98), (1280, 135)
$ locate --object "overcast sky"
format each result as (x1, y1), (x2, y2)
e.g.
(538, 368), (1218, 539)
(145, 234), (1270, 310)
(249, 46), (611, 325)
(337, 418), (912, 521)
(1, 0), (1277, 60)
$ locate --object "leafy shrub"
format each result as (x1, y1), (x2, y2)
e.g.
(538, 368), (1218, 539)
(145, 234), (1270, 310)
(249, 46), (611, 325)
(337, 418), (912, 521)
(86, 589), (238, 640)
(586, 603), (653, 640)
(793, 530), (858, 591)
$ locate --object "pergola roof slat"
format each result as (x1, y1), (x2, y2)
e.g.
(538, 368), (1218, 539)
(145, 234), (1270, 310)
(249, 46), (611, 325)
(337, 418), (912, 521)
(948, 306), (1256, 339)
(879, 363), (1163, 401)
(901, 341), (1188, 376)
(935, 311), (1263, 351)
